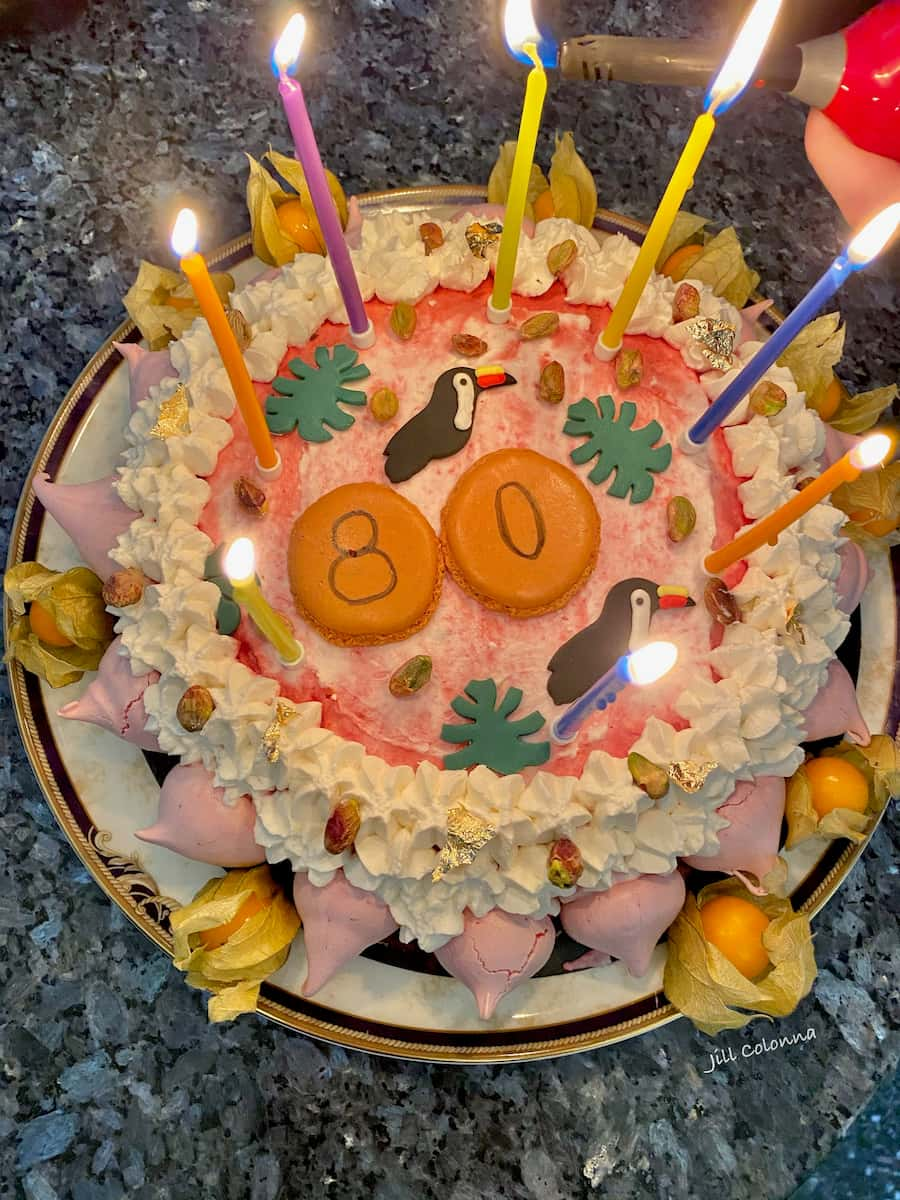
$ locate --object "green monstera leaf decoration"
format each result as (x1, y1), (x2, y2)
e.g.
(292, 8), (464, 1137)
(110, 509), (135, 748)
(441, 678), (550, 774)
(564, 395), (672, 504)
(266, 344), (370, 443)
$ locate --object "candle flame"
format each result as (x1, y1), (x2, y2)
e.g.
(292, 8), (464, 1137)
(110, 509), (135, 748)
(849, 432), (894, 472)
(224, 536), (256, 583)
(503, 0), (540, 55)
(706, 0), (783, 114)
(273, 12), (306, 74)
(847, 203), (900, 266)
(623, 641), (678, 686)
(170, 208), (198, 258)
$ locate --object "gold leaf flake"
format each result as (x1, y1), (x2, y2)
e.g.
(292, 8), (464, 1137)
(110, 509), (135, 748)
(432, 803), (496, 882)
(262, 700), (296, 763)
(465, 221), (503, 259)
(149, 384), (191, 440)
(667, 760), (718, 793)
(686, 317), (736, 371)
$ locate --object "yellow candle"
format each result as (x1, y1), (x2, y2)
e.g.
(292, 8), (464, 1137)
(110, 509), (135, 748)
(705, 434), (893, 575)
(171, 209), (281, 477)
(596, 0), (783, 359)
(598, 113), (715, 354)
(224, 537), (304, 665)
(488, 1), (548, 323)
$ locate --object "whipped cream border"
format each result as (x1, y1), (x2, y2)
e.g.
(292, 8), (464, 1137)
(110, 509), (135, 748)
(110, 213), (846, 951)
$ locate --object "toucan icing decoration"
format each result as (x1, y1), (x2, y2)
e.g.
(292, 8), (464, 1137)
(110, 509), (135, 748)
(383, 366), (517, 484)
(266, 344), (370, 443)
(564, 395), (672, 503)
(547, 577), (694, 706)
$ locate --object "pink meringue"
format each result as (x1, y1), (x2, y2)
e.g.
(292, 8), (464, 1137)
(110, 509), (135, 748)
(434, 908), (554, 1019)
(58, 637), (160, 751)
(114, 341), (175, 411)
(820, 425), (862, 470)
(561, 871), (686, 977)
(293, 871), (398, 997)
(834, 540), (871, 615)
(32, 473), (135, 581)
(801, 658), (870, 745)
(136, 763), (265, 867)
(681, 777), (785, 892)
(738, 299), (775, 345)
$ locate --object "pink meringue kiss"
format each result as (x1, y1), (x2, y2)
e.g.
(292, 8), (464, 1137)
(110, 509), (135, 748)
(434, 908), (555, 1019)
(136, 762), (265, 867)
(801, 658), (871, 746)
(58, 637), (160, 751)
(293, 871), (399, 997)
(561, 870), (686, 978)
(32, 472), (135, 581)
(681, 777), (786, 894)
(819, 425), (863, 470)
(738, 299), (775, 345)
(835, 540), (871, 616)
(114, 341), (176, 411)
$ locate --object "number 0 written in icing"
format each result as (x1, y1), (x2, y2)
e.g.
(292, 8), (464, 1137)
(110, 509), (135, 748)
(494, 482), (546, 560)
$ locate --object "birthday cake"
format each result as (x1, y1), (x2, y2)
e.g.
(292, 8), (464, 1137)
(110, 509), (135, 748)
(14, 186), (897, 1031)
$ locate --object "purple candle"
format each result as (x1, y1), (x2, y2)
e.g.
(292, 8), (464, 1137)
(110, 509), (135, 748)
(273, 14), (374, 348)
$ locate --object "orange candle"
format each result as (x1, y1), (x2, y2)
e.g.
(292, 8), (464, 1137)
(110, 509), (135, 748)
(171, 209), (281, 478)
(705, 433), (893, 575)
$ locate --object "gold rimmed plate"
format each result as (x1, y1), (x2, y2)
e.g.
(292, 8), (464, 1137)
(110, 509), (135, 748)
(6, 186), (898, 1062)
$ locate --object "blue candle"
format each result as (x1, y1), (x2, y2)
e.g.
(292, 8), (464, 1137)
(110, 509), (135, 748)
(551, 641), (678, 744)
(684, 203), (900, 450)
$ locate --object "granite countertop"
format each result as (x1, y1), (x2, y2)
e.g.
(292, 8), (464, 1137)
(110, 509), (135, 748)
(1, 1), (898, 1197)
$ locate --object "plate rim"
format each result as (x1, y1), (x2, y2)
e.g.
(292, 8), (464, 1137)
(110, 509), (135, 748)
(5, 183), (895, 1064)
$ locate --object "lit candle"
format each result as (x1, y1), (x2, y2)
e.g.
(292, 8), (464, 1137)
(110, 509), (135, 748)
(596, 0), (782, 360)
(551, 641), (678, 743)
(224, 537), (304, 666)
(705, 432), (894, 575)
(684, 203), (900, 449)
(487, 0), (550, 324)
(273, 14), (374, 349)
(171, 209), (281, 479)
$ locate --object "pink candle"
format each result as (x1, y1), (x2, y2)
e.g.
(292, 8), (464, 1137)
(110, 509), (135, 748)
(273, 15), (374, 348)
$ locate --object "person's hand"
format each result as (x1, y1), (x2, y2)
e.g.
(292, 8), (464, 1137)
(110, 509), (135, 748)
(805, 108), (900, 228)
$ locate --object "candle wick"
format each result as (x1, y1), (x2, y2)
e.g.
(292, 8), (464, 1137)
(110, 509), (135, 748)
(522, 41), (542, 71)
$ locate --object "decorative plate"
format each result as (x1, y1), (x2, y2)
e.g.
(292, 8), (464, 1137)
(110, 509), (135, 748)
(6, 186), (898, 1063)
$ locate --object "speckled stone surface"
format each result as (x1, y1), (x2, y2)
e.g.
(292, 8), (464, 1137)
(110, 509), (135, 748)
(1, 2), (898, 1198)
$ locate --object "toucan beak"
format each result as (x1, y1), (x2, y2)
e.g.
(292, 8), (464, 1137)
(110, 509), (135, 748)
(657, 586), (695, 609)
(476, 366), (517, 390)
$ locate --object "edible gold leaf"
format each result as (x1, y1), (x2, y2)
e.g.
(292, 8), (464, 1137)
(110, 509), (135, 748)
(667, 760), (717, 792)
(432, 803), (496, 882)
(262, 700), (295, 763)
(663, 880), (816, 1036)
(465, 221), (503, 259)
(149, 384), (191, 440)
(685, 317), (736, 371)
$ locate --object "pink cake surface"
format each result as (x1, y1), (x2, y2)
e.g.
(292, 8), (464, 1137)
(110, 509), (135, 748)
(199, 278), (746, 775)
